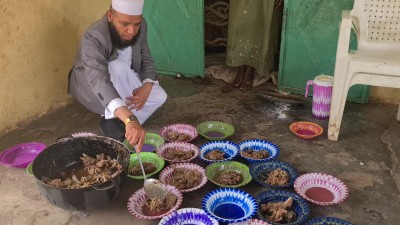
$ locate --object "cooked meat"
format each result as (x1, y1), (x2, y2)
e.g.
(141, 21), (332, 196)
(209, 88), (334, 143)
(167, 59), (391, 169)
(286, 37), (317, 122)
(167, 132), (191, 142)
(215, 171), (243, 185)
(129, 162), (157, 176)
(241, 149), (269, 159)
(260, 197), (295, 223)
(80, 153), (96, 166)
(165, 147), (194, 161)
(265, 169), (289, 186)
(145, 193), (177, 214)
(169, 168), (201, 190)
(205, 150), (225, 160)
(164, 193), (177, 210)
(41, 153), (123, 189)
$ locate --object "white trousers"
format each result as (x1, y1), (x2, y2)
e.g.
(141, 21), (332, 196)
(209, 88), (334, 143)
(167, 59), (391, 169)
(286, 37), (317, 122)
(105, 48), (167, 124)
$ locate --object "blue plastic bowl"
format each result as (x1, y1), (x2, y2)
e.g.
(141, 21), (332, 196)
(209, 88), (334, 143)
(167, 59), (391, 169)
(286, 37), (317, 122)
(256, 190), (310, 225)
(199, 140), (239, 163)
(159, 208), (219, 225)
(239, 139), (279, 163)
(303, 217), (353, 225)
(249, 160), (298, 189)
(202, 188), (257, 224)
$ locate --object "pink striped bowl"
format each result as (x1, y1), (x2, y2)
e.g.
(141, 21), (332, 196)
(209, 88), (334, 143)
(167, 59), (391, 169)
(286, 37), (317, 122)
(229, 218), (272, 225)
(127, 184), (183, 220)
(294, 173), (349, 206)
(159, 163), (207, 193)
(160, 124), (198, 142)
(156, 142), (200, 164)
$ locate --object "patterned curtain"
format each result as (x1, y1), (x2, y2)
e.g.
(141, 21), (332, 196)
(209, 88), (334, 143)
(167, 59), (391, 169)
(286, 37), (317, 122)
(205, 0), (229, 48)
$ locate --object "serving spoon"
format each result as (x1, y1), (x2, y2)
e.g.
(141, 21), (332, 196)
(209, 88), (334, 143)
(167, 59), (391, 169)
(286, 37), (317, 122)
(134, 145), (167, 200)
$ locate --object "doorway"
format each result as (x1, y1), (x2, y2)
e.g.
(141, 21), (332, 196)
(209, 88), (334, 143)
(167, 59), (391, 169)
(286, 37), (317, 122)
(204, 0), (284, 88)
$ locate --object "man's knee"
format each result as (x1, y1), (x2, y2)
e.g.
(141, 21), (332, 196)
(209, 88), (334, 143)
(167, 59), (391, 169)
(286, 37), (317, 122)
(158, 89), (167, 105)
(150, 84), (167, 105)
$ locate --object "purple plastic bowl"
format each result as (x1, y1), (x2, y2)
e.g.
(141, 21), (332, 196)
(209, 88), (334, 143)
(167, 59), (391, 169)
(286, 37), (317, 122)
(0, 142), (46, 168)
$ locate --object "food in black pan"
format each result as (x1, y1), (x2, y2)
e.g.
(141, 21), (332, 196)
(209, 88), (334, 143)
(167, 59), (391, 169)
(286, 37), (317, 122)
(41, 153), (122, 189)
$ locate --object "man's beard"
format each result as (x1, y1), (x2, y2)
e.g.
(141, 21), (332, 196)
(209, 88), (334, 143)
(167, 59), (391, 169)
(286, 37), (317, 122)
(109, 22), (139, 50)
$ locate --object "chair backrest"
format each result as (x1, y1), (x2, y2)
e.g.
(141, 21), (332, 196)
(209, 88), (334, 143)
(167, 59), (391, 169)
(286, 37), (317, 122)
(351, 0), (400, 46)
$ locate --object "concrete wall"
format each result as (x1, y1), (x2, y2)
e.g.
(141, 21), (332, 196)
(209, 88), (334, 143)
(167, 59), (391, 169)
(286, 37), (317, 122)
(0, 1), (399, 134)
(370, 87), (400, 104)
(0, 0), (109, 133)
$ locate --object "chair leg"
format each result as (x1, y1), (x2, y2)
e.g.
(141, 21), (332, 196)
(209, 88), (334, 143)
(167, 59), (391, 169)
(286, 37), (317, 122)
(328, 82), (351, 141)
(397, 104), (400, 121)
(328, 59), (351, 141)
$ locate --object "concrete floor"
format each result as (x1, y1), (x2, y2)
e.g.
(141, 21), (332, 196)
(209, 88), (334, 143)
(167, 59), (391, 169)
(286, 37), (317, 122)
(0, 76), (399, 225)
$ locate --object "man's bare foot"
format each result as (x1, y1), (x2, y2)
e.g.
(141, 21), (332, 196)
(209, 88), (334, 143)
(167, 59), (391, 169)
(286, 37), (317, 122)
(221, 66), (244, 93)
(239, 65), (253, 91)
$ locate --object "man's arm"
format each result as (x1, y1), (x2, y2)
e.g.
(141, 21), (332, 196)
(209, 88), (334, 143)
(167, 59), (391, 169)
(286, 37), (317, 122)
(125, 19), (158, 111)
(81, 30), (120, 107)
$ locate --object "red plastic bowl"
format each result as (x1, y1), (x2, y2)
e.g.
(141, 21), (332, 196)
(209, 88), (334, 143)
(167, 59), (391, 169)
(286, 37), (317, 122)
(290, 121), (323, 139)
(0, 142), (46, 168)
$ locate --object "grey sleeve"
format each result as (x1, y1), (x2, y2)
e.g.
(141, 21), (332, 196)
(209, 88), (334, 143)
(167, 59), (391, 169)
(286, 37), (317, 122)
(81, 30), (120, 108)
(140, 19), (158, 81)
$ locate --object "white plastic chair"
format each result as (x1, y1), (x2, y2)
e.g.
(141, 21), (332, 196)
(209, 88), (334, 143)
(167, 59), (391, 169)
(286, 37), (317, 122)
(328, 0), (400, 141)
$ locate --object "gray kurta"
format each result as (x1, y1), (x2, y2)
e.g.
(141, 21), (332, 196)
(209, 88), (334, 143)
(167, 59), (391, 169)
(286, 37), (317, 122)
(68, 15), (156, 115)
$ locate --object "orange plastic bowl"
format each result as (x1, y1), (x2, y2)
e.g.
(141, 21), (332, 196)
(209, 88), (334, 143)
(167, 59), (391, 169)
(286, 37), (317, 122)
(290, 122), (323, 139)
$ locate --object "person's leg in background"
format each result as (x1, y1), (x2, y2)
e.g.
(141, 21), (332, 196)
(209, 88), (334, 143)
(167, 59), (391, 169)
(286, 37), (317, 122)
(221, 65), (244, 93)
(239, 65), (254, 91)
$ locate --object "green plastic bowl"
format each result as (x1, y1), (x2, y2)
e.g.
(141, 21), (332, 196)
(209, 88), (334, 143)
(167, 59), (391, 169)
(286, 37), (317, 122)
(123, 132), (165, 153)
(127, 152), (165, 180)
(205, 161), (252, 188)
(26, 162), (33, 176)
(196, 121), (235, 141)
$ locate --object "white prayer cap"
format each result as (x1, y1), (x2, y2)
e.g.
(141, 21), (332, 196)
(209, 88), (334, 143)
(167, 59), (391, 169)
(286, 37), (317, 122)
(112, 0), (144, 16)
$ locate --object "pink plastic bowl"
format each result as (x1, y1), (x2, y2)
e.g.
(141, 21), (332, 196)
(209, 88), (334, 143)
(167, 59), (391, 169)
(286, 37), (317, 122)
(294, 173), (349, 206)
(160, 124), (198, 142)
(159, 163), (207, 193)
(127, 184), (183, 220)
(157, 142), (200, 164)
(0, 142), (46, 168)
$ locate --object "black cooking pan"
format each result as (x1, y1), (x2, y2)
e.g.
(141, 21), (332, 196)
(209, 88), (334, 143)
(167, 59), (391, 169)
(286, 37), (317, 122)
(32, 136), (130, 210)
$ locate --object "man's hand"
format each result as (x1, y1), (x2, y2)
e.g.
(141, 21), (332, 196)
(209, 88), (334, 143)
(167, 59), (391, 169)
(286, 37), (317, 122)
(125, 121), (146, 153)
(126, 82), (153, 111)
(114, 106), (145, 152)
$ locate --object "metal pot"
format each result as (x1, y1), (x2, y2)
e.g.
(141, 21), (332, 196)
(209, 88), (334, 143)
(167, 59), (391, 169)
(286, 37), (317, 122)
(32, 136), (130, 210)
